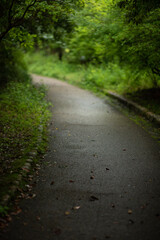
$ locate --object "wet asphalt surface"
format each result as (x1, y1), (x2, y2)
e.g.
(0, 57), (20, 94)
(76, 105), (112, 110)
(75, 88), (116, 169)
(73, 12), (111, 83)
(1, 74), (160, 240)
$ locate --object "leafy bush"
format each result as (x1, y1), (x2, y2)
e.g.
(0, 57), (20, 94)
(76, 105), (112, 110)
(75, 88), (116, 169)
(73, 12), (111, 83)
(25, 51), (158, 93)
(0, 42), (28, 86)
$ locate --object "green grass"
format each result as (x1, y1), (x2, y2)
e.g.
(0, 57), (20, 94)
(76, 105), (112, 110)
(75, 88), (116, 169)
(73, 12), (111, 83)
(0, 77), (51, 215)
(25, 51), (83, 86)
(24, 51), (160, 115)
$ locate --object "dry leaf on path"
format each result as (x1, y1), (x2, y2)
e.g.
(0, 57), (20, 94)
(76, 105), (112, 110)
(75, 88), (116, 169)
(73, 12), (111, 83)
(50, 181), (55, 185)
(72, 206), (81, 210)
(69, 180), (75, 183)
(89, 195), (99, 201)
(65, 211), (70, 216)
(129, 219), (134, 224)
(128, 209), (132, 214)
(36, 216), (41, 221)
(11, 207), (22, 215)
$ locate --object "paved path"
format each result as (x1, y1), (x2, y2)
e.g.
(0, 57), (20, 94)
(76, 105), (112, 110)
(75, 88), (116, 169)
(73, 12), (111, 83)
(1, 75), (160, 240)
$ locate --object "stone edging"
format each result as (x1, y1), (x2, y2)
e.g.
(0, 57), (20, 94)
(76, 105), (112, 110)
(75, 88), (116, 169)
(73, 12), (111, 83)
(2, 124), (44, 205)
(106, 90), (160, 126)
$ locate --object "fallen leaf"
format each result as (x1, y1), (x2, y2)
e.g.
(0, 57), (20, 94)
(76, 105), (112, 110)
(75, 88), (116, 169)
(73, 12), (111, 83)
(129, 219), (134, 224)
(69, 180), (75, 183)
(32, 193), (36, 198)
(128, 209), (132, 214)
(54, 228), (61, 235)
(72, 206), (80, 210)
(6, 215), (12, 222)
(27, 193), (36, 199)
(0, 218), (7, 224)
(25, 184), (32, 190)
(89, 195), (99, 201)
(36, 216), (41, 221)
(50, 181), (55, 185)
(65, 211), (70, 216)
(11, 207), (22, 215)
(90, 176), (95, 179)
(22, 168), (29, 172)
(28, 175), (33, 178)
(93, 154), (97, 157)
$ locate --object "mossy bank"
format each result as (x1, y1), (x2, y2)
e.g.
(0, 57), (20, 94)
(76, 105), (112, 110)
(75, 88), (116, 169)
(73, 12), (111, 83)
(0, 76), (51, 216)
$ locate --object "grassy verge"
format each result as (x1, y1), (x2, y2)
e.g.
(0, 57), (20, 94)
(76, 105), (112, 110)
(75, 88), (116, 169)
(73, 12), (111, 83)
(24, 51), (160, 116)
(0, 76), (51, 216)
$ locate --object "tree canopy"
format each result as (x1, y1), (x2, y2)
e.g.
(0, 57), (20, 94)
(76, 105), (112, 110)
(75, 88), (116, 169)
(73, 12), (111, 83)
(0, 0), (84, 44)
(1, 0), (160, 88)
(0, 0), (84, 84)
(63, 0), (160, 86)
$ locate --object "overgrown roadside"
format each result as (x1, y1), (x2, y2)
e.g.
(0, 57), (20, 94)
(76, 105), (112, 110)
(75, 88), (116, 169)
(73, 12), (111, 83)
(0, 76), (51, 219)
(25, 51), (160, 117)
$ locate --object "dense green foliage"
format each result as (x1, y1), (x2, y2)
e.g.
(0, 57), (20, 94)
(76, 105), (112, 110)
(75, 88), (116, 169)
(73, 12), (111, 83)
(1, 0), (160, 89)
(25, 51), (152, 92)
(64, 0), (160, 88)
(0, 76), (50, 213)
(0, 0), (84, 84)
(0, 0), (84, 43)
(25, 51), (160, 115)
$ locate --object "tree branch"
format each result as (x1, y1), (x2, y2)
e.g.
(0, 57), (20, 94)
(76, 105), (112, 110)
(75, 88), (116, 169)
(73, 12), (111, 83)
(152, 67), (160, 76)
(0, 0), (38, 42)
(0, 27), (12, 42)
(14, 0), (37, 26)
(8, 0), (15, 26)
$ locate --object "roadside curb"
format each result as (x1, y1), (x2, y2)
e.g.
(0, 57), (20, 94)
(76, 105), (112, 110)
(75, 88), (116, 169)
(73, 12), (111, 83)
(106, 90), (160, 126)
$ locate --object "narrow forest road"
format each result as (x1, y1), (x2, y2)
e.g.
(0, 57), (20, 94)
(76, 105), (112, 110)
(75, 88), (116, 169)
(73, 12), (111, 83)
(1, 74), (160, 240)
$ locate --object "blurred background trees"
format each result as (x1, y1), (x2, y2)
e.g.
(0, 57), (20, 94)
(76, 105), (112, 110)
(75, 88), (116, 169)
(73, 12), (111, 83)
(0, 0), (84, 85)
(1, 0), (160, 90)
(64, 0), (160, 88)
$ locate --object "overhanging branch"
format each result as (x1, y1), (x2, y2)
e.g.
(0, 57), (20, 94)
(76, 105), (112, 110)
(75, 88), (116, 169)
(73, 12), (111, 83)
(0, 0), (38, 42)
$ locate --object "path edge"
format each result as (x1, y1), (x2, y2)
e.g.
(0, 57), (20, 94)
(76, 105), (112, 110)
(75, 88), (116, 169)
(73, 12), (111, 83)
(106, 90), (160, 126)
